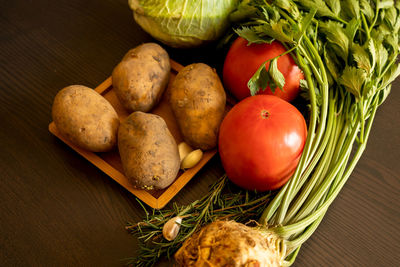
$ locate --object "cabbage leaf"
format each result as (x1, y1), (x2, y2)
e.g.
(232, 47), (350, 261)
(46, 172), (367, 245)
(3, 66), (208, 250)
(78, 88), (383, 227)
(129, 0), (239, 48)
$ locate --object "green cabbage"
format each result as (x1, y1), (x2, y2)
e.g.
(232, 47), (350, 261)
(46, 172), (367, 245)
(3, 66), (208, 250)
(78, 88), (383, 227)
(129, 0), (239, 48)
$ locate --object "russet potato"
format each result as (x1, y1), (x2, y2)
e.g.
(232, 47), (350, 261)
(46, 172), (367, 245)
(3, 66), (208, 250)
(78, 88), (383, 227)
(169, 63), (226, 150)
(52, 85), (119, 152)
(118, 112), (180, 190)
(112, 43), (170, 112)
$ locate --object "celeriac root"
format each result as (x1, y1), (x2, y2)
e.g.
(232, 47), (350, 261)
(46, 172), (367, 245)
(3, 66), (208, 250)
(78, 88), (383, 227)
(175, 220), (283, 267)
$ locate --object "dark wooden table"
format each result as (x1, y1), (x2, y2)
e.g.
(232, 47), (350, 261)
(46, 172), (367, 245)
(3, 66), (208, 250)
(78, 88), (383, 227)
(1, 1), (399, 266)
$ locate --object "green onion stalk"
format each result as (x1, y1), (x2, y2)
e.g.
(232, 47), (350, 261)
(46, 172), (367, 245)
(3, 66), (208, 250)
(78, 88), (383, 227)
(127, 0), (400, 266)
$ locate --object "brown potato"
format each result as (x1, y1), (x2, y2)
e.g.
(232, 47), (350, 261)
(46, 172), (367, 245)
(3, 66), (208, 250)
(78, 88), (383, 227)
(169, 63), (226, 150)
(112, 43), (170, 112)
(118, 112), (180, 190)
(52, 85), (119, 152)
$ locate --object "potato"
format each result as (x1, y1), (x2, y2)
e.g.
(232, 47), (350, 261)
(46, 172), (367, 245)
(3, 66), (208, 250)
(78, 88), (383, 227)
(112, 43), (170, 112)
(52, 85), (119, 152)
(118, 112), (180, 190)
(169, 63), (226, 150)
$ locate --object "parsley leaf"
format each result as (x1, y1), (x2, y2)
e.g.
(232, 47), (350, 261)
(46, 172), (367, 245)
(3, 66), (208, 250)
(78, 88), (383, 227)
(268, 58), (286, 92)
(259, 19), (294, 43)
(235, 27), (268, 45)
(323, 46), (340, 80)
(339, 66), (367, 98)
(360, 0), (374, 22)
(377, 84), (392, 106)
(248, 62), (270, 96)
(325, 0), (341, 15)
(385, 34), (399, 57)
(275, 0), (301, 20)
(340, 0), (360, 20)
(352, 44), (372, 74)
(247, 57), (286, 95)
(345, 18), (360, 43)
(380, 63), (400, 89)
(375, 40), (389, 75)
(295, 0), (336, 18)
(320, 21), (349, 61)
(367, 39), (377, 72)
(377, 0), (394, 10)
(384, 6), (397, 30)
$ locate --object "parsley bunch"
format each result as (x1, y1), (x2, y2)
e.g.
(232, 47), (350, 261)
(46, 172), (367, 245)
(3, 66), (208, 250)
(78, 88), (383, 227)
(232, 0), (400, 264)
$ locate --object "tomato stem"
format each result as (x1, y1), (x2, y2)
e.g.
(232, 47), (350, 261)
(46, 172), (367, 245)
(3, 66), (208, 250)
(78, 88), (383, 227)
(260, 109), (270, 119)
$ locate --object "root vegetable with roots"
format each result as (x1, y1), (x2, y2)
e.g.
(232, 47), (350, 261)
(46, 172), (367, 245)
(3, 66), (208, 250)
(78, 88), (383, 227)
(175, 220), (284, 267)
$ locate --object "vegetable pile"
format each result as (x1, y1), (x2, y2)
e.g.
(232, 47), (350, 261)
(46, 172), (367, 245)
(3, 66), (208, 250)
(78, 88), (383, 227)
(128, 0), (400, 265)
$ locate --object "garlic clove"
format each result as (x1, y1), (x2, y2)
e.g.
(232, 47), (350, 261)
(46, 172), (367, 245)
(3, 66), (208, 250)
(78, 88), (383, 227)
(181, 149), (203, 169)
(163, 216), (182, 241)
(178, 142), (193, 162)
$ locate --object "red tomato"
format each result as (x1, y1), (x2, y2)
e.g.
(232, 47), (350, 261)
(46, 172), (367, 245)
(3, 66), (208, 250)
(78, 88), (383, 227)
(223, 37), (303, 102)
(218, 95), (307, 191)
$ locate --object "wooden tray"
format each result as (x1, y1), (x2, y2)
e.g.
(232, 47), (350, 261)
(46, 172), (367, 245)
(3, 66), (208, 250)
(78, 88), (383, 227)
(48, 60), (217, 209)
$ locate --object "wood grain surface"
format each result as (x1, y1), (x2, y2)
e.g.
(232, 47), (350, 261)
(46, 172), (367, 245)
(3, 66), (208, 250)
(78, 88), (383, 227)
(0, 0), (399, 266)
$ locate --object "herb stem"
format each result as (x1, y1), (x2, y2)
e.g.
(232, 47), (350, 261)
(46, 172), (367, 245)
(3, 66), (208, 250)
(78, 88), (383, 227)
(289, 110), (359, 223)
(274, 32), (331, 225)
(285, 211), (325, 249)
(260, 183), (288, 224)
(272, 48), (319, 225)
(303, 35), (329, 166)
(298, 46), (324, 85)
(361, 13), (370, 40)
(282, 91), (336, 224)
(359, 99), (365, 143)
(369, 0), (380, 33)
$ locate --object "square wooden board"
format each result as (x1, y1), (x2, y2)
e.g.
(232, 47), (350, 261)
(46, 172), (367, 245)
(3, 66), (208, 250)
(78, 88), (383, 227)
(48, 60), (218, 209)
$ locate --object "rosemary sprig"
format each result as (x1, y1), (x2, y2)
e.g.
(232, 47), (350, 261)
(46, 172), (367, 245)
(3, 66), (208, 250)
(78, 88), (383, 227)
(126, 175), (272, 266)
